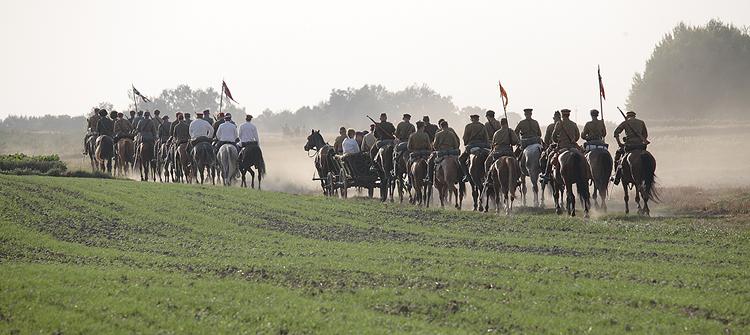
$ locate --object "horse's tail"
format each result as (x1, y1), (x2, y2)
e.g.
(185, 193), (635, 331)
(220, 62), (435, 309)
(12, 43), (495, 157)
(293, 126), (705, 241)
(573, 152), (590, 201)
(641, 151), (660, 203)
(595, 150), (613, 196)
(256, 147), (266, 178)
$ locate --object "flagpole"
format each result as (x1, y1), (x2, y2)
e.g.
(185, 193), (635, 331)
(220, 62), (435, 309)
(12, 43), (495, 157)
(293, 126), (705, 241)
(218, 80), (224, 119)
(132, 85), (138, 116)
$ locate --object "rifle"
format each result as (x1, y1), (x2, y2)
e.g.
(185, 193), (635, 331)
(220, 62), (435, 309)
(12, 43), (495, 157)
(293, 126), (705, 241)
(616, 107), (649, 146)
(366, 115), (396, 140)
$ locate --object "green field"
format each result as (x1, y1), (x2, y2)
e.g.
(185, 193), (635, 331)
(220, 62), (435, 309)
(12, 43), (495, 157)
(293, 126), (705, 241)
(0, 175), (748, 334)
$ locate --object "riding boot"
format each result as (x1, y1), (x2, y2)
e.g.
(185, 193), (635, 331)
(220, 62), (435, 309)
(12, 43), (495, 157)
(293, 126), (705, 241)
(425, 156), (435, 183)
(458, 153), (471, 183)
(612, 165), (622, 185)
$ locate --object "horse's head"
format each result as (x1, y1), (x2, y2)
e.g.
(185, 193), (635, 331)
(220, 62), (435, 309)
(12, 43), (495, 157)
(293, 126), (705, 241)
(304, 130), (325, 151)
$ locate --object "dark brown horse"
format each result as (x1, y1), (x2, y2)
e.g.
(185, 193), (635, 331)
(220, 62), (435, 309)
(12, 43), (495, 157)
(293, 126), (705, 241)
(193, 141), (216, 185)
(86, 135), (98, 171)
(434, 155), (464, 209)
(138, 141), (156, 181)
(586, 148), (613, 212)
(540, 147), (565, 213)
(174, 142), (192, 184)
(95, 135), (114, 173)
(557, 149), (591, 218)
(468, 148), (490, 211)
(239, 144), (266, 189)
(408, 157), (429, 206)
(393, 147), (411, 203)
(304, 130), (337, 196)
(620, 149), (659, 216)
(489, 156), (521, 215)
(371, 142), (395, 202)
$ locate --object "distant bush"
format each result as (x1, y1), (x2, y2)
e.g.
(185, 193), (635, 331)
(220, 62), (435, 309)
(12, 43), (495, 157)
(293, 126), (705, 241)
(0, 153), (67, 174)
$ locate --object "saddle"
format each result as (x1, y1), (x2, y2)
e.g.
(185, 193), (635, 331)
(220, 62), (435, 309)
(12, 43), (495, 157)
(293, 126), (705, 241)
(584, 140), (608, 152)
(409, 150), (431, 160)
(469, 147), (490, 155)
(434, 149), (460, 158)
(624, 143), (647, 152)
(490, 145), (514, 159)
(375, 139), (394, 149)
(520, 136), (542, 149)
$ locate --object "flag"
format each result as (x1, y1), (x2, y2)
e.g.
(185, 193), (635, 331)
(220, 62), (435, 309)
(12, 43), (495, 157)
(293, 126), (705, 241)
(222, 81), (237, 103)
(598, 65), (606, 100)
(498, 81), (508, 110)
(132, 85), (150, 103)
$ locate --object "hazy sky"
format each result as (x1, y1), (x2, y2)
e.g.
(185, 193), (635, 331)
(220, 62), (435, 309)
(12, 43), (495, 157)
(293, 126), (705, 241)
(1, 0), (748, 122)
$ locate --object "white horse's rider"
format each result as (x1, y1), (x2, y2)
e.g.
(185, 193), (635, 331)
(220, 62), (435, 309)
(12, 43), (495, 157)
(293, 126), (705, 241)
(215, 113), (239, 152)
(189, 112), (214, 147)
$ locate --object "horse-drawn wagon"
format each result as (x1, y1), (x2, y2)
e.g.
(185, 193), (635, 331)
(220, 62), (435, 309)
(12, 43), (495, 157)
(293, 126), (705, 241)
(313, 152), (379, 198)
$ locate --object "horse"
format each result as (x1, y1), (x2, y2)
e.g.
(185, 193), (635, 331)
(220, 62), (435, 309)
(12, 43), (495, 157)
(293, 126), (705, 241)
(191, 141), (216, 185)
(392, 147), (412, 203)
(468, 148), (490, 211)
(138, 141), (156, 181)
(94, 135), (114, 174)
(86, 135), (98, 171)
(489, 156), (521, 215)
(620, 148), (659, 216)
(238, 143), (266, 189)
(155, 138), (171, 182)
(217, 143), (239, 186)
(116, 138), (135, 176)
(540, 147), (565, 214)
(557, 149), (591, 218)
(304, 130), (337, 196)
(586, 147), (613, 212)
(174, 142), (192, 184)
(408, 156), (429, 206)
(434, 155), (464, 209)
(373, 142), (396, 202)
(519, 143), (543, 207)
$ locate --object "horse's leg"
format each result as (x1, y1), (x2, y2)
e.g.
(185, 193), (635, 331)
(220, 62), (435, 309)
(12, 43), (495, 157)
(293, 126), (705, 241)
(250, 169), (255, 189)
(623, 183), (630, 214)
(520, 175), (527, 207)
(566, 182), (575, 217)
(635, 187), (642, 214)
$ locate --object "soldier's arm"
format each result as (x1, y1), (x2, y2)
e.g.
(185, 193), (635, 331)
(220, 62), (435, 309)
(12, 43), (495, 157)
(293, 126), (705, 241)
(511, 131), (519, 145)
(581, 124), (590, 140)
(613, 122), (624, 138)
(534, 122), (542, 137)
(462, 125), (470, 145)
(551, 123), (561, 142)
(601, 121), (607, 137)
(642, 122), (648, 140)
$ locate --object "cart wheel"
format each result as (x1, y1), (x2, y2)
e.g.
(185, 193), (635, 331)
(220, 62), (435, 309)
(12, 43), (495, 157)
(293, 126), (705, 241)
(326, 172), (334, 197)
(368, 186), (374, 198)
(341, 177), (348, 199)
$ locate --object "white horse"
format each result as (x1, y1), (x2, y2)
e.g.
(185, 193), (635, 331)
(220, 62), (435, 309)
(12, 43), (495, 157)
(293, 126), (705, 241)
(217, 144), (239, 186)
(519, 143), (543, 207)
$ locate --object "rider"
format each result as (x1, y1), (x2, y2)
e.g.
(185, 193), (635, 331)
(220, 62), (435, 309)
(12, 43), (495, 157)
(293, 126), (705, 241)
(158, 115), (171, 144)
(422, 116), (439, 143)
(333, 127), (347, 154)
(137, 111), (158, 147)
(212, 112), (225, 137)
(581, 109), (607, 151)
(551, 109), (580, 151)
(487, 117), (519, 168)
(202, 110), (214, 127)
(189, 112), (214, 146)
(238, 114), (260, 148)
(459, 114), (490, 183)
(173, 113), (191, 147)
(132, 110), (145, 130)
(407, 121), (432, 172)
(128, 110), (136, 124)
(113, 112), (134, 144)
(394, 114), (416, 175)
(96, 109), (114, 137)
(544, 110), (561, 148)
(484, 110), (502, 142)
(183, 112), (193, 126)
(169, 112), (183, 141)
(153, 110), (162, 128)
(612, 110), (649, 185)
(428, 120), (460, 183)
(515, 108), (543, 152)
(83, 108), (101, 155)
(215, 113), (239, 151)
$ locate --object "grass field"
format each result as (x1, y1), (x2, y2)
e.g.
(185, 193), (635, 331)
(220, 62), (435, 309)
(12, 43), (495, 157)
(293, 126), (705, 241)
(0, 175), (749, 334)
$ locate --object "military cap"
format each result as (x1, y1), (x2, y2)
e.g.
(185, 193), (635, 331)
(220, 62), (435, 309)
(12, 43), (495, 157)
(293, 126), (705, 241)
(590, 109), (599, 115)
(162, 115), (169, 120)
(380, 112), (387, 117)
(486, 110), (495, 117)
(470, 114), (480, 119)
(626, 111), (636, 116)
(403, 114), (411, 119)
(561, 109), (571, 115)
(144, 111), (151, 116)
(203, 109), (210, 114)
(523, 108), (533, 113)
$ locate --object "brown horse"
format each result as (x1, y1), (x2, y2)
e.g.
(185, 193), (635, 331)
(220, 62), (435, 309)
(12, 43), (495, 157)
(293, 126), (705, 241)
(408, 157), (429, 206)
(138, 141), (156, 181)
(586, 148), (613, 212)
(116, 138), (134, 176)
(174, 142), (192, 184)
(620, 149), (659, 216)
(489, 156), (521, 215)
(304, 130), (338, 196)
(393, 148), (412, 203)
(468, 149), (490, 211)
(540, 147), (565, 214)
(557, 149), (591, 218)
(86, 135), (98, 171)
(95, 135), (114, 173)
(434, 155), (464, 209)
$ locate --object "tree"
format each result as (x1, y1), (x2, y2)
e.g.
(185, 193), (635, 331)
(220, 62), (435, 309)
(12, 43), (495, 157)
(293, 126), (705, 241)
(626, 20), (750, 120)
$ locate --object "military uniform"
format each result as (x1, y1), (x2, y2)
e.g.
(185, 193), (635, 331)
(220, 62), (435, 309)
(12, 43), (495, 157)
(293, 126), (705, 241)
(374, 121), (396, 141)
(138, 118), (158, 143)
(582, 119), (607, 141)
(491, 128), (519, 149)
(614, 118), (648, 147)
(424, 122), (438, 142)
(433, 129), (460, 150)
(212, 119), (225, 137)
(485, 119), (501, 141)
(407, 130), (431, 151)
(158, 121), (171, 142)
(88, 115), (101, 132)
(462, 121), (489, 146)
(96, 117), (114, 137)
(515, 118), (542, 144)
(395, 121), (416, 142)
(333, 134), (347, 154)
(174, 121), (191, 144)
(544, 122), (557, 146)
(552, 118), (580, 150)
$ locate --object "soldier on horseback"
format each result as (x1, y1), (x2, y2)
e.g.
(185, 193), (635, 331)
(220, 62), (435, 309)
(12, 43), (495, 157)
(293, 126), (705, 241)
(371, 113), (396, 153)
(458, 114), (490, 183)
(407, 121), (432, 171)
(158, 115), (171, 144)
(488, 118), (519, 167)
(515, 108), (543, 155)
(215, 113), (239, 152)
(541, 109), (579, 182)
(113, 112), (134, 144)
(484, 110), (502, 141)
(393, 114), (416, 176)
(428, 120), (460, 183)
(612, 110), (649, 185)
(582, 109), (607, 151)
(422, 116), (439, 143)
(189, 112), (214, 148)
(83, 108), (101, 155)
(96, 109), (114, 137)
(543, 110), (561, 148)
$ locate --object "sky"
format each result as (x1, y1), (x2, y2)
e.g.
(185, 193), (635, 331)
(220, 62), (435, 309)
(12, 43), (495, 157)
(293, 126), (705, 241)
(1, 0), (749, 122)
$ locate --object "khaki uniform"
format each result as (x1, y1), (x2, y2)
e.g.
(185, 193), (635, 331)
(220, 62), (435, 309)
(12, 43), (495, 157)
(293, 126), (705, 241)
(395, 121), (416, 142)
(462, 121), (489, 145)
(88, 115), (101, 132)
(113, 118), (133, 135)
(433, 129), (460, 150)
(407, 130), (432, 151)
(170, 119), (182, 137)
(333, 134), (346, 154)
(544, 122), (557, 145)
(491, 128), (519, 149)
(515, 118), (542, 139)
(96, 118), (114, 137)
(485, 119), (501, 140)
(582, 120), (607, 141)
(424, 123), (438, 142)
(552, 118), (580, 149)
(614, 118), (648, 145)
(174, 121), (191, 143)
(374, 121), (396, 140)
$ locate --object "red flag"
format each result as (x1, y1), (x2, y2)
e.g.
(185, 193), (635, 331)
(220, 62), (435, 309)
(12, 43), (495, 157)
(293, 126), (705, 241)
(132, 85), (150, 103)
(598, 65), (606, 100)
(498, 81), (508, 109)
(222, 80), (237, 103)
